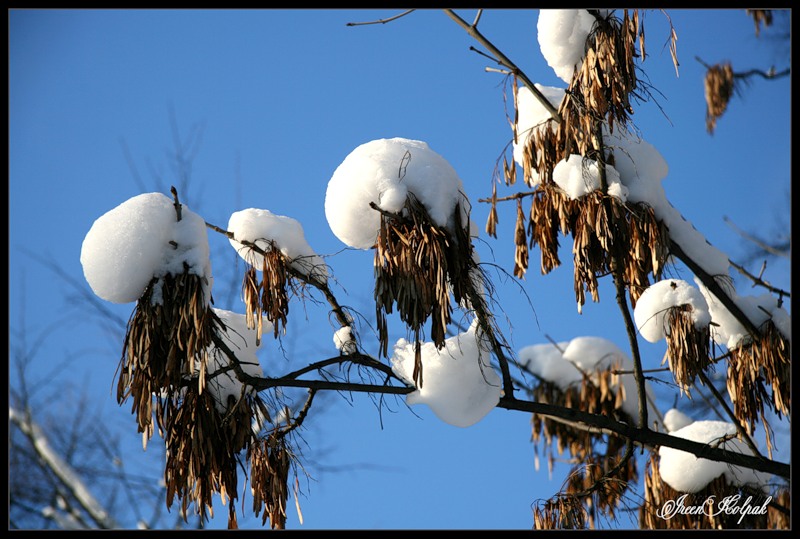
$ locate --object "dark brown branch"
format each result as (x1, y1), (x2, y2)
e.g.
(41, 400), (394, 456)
(282, 352), (399, 383)
(669, 240), (762, 337)
(477, 190), (537, 204)
(698, 371), (763, 459)
(729, 259), (790, 299)
(443, 9), (561, 123)
(498, 397), (789, 479)
(695, 55), (790, 81)
(277, 389), (316, 439)
(596, 122), (650, 431)
(346, 9), (415, 26)
(170, 185), (182, 222)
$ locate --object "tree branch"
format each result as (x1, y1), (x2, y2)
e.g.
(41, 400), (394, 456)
(346, 9), (416, 27)
(9, 407), (120, 529)
(443, 9), (561, 123)
(497, 397), (789, 479)
(668, 240), (763, 337)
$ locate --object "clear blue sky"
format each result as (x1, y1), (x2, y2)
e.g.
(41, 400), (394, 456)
(9, 9), (791, 530)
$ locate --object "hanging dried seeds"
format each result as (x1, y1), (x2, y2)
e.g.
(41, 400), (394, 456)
(704, 62), (734, 134)
(373, 193), (476, 387)
(118, 267), (219, 441)
(162, 378), (260, 526)
(663, 304), (711, 395)
(249, 432), (293, 529)
(239, 240), (290, 345)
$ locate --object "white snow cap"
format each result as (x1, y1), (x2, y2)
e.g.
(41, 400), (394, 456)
(325, 137), (468, 250)
(518, 341), (581, 391)
(199, 308), (267, 414)
(538, 9), (609, 83)
(659, 420), (771, 493)
(519, 336), (659, 424)
(81, 192), (212, 304)
(552, 154), (628, 201)
(512, 84), (564, 176)
(391, 320), (502, 428)
(662, 408), (694, 433)
(695, 278), (791, 349)
(634, 279), (711, 343)
(333, 325), (357, 354)
(228, 208), (327, 282)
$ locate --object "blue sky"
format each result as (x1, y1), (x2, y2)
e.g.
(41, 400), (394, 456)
(9, 9), (791, 530)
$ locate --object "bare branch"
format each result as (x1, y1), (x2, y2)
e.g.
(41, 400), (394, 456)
(498, 397), (789, 479)
(443, 9), (561, 123)
(346, 9), (415, 27)
(9, 407), (120, 529)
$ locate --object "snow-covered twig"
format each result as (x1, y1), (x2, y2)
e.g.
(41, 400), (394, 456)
(9, 407), (120, 529)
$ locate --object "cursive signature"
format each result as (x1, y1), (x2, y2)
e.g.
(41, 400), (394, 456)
(657, 493), (771, 525)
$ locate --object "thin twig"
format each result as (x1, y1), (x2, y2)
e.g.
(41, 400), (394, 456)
(443, 9), (561, 123)
(346, 9), (415, 26)
(698, 371), (764, 459)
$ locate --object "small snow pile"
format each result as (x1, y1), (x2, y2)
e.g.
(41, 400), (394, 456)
(634, 279), (711, 342)
(659, 419), (771, 493)
(333, 325), (357, 354)
(200, 309), (267, 414)
(324, 137), (468, 249)
(537, 9), (609, 83)
(696, 278), (792, 349)
(517, 341), (580, 391)
(552, 154), (628, 201)
(512, 84), (565, 174)
(228, 208), (327, 282)
(391, 321), (502, 428)
(519, 336), (658, 423)
(661, 408), (694, 433)
(80, 192), (211, 304)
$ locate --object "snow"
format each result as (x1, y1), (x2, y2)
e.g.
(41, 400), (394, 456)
(519, 336), (659, 424)
(552, 154), (627, 200)
(333, 325), (357, 354)
(634, 279), (711, 343)
(696, 278), (792, 349)
(537, 9), (609, 83)
(518, 341), (581, 391)
(659, 419), (772, 493)
(512, 83), (564, 175)
(227, 208), (327, 282)
(70, 11), (784, 512)
(80, 192), (212, 304)
(662, 408), (694, 433)
(391, 320), (502, 428)
(325, 137), (469, 250)
(200, 309), (267, 414)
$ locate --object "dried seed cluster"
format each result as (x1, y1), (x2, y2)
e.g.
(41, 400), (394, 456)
(117, 253), (297, 528)
(489, 12), (667, 310)
(241, 241), (291, 345)
(374, 194), (476, 387)
(534, 495), (587, 530)
(704, 62), (734, 134)
(663, 304), (712, 395)
(726, 320), (790, 449)
(747, 9), (773, 37)
(162, 380), (258, 526)
(118, 269), (218, 439)
(560, 10), (643, 154)
(510, 183), (668, 310)
(641, 453), (785, 529)
(530, 368), (637, 528)
(248, 432), (293, 529)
